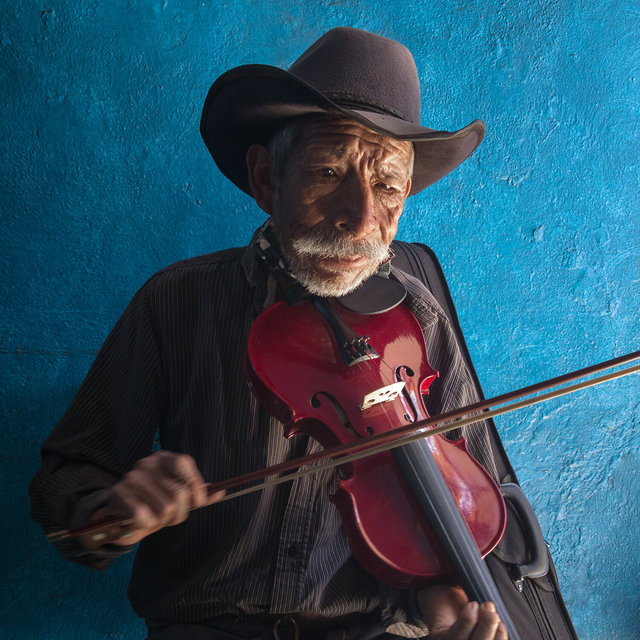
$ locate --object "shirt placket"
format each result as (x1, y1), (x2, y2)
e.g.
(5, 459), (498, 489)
(270, 470), (319, 613)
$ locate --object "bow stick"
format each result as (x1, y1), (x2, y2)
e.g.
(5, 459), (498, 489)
(48, 349), (640, 545)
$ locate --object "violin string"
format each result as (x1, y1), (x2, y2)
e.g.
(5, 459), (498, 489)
(360, 326), (433, 436)
(349, 325), (411, 441)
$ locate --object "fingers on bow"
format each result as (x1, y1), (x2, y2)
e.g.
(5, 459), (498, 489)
(109, 451), (211, 531)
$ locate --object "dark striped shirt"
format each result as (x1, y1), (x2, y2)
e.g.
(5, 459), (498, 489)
(29, 243), (497, 637)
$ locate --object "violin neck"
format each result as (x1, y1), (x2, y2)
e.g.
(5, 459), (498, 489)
(392, 440), (522, 640)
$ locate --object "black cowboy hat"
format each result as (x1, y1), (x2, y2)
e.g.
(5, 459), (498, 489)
(200, 27), (485, 196)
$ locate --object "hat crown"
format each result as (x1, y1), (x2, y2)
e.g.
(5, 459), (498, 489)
(289, 27), (421, 124)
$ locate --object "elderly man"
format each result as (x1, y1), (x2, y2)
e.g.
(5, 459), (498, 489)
(30, 28), (512, 640)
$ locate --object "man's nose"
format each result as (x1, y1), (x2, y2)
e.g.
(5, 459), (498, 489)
(334, 174), (378, 237)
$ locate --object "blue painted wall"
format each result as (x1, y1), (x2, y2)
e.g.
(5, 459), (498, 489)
(2, 2), (638, 638)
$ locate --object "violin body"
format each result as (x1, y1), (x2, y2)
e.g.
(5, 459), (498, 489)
(246, 299), (506, 589)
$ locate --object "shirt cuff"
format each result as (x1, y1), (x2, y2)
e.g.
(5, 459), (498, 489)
(50, 489), (137, 570)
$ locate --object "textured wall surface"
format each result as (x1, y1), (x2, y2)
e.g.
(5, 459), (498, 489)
(1, 1), (638, 638)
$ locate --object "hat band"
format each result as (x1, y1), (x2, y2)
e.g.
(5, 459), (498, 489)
(325, 93), (410, 123)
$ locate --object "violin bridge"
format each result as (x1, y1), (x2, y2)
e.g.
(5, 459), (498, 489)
(360, 381), (406, 411)
(344, 337), (379, 366)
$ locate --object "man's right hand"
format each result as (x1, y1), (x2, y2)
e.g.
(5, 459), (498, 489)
(82, 451), (225, 547)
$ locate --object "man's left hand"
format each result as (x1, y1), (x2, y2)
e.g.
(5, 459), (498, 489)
(417, 585), (508, 639)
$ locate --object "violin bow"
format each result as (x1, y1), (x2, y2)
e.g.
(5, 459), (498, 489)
(48, 349), (640, 545)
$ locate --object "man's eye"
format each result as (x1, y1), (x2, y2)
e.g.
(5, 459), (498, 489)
(377, 182), (398, 193)
(318, 167), (337, 177)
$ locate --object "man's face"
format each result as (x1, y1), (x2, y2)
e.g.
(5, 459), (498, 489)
(270, 118), (413, 297)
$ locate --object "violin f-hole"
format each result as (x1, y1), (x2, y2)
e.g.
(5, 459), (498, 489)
(311, 391), (358, 439)
(396, 365), (419, 423)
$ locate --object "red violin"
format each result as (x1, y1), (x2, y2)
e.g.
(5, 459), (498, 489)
(245, 297), (506, 589)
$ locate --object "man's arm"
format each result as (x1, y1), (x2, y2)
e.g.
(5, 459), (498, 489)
(29, 282), (167, 566)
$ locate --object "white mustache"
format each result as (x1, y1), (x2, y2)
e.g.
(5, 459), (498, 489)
(291, 230), (390, 262)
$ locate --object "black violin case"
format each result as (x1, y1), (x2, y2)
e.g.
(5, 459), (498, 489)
(391, 241), (578, 640)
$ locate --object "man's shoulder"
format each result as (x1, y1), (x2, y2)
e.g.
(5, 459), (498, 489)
(154, 247), (246, 277)
(143, 247), (247, 287)
(134, 247), (250, 307)
(391, 266), (445, 319)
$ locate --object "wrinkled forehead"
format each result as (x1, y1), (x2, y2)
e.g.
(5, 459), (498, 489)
(295, 116), (414, 164)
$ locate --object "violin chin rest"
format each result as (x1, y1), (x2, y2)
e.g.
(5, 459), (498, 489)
(336, 275), (407, 315)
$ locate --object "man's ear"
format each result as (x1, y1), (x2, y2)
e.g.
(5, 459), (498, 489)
(246, 144), (275, 215)
(404, 177), (412, 199)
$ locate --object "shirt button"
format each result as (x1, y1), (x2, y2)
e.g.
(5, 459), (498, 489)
(287, 544), (298, 557)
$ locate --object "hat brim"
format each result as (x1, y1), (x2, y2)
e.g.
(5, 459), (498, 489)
(200, 64), (485, 196)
